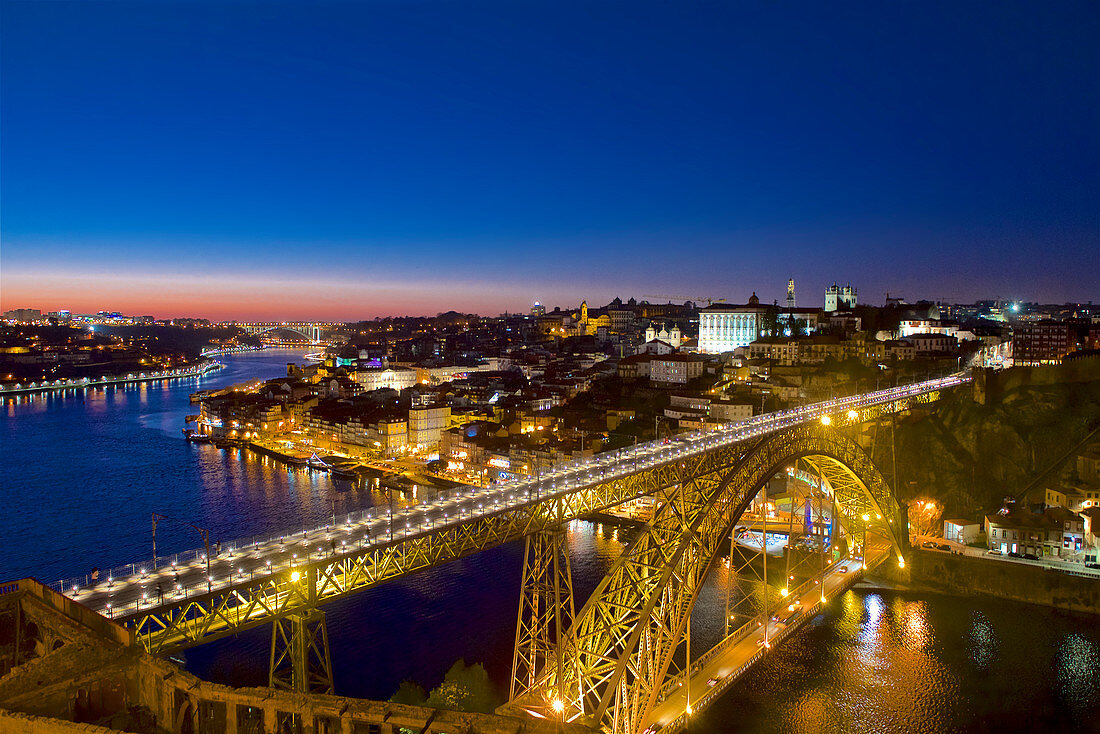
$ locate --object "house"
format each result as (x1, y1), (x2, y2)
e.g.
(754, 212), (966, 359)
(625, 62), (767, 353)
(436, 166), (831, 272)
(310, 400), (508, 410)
(649, 354), (705, 386)
(943, 518), (981, 545)
(984, 506), (1084, 557)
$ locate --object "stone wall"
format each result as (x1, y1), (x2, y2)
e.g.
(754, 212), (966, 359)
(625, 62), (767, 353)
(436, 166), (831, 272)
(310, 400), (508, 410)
(875, 548), (1100, 615)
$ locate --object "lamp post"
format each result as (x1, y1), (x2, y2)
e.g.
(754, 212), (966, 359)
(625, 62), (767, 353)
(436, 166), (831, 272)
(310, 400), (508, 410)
(152, 512), (212, 593)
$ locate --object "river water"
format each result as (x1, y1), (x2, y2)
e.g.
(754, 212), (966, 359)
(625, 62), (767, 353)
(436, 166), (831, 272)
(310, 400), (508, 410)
(2, 349), (1097, 733)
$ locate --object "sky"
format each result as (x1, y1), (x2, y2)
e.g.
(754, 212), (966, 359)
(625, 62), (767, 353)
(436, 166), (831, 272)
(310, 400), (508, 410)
(2, 1), (1098, 320)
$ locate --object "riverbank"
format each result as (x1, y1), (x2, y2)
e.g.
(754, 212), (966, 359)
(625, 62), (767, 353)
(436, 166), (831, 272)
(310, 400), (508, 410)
(0, 360), (223, 396)
(873, 547), (1100, 615)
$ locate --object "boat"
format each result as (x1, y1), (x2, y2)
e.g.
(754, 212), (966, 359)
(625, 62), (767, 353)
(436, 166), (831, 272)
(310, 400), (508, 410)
(330, 465), (359, 479)
(181, 429), (213, 444)
(307, 452), (333, 471)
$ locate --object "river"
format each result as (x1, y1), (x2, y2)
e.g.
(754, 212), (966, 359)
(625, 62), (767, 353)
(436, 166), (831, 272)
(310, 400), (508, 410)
(2, 349), (1097, 733)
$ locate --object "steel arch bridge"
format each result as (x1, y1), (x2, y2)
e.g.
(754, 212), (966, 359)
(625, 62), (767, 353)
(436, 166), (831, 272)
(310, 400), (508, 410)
(48, 375), (962, 723)
(505, 422), (903, 734)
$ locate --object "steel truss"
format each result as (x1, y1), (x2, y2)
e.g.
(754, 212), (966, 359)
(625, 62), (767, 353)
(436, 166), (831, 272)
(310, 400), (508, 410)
(508, 422), (906, 734)
(269, 608), (334, 694)
(511, 529), (576, 705)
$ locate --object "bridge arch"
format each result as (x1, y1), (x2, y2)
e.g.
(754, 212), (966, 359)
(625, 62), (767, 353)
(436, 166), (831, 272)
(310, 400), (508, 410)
(521, 422), (905, 734)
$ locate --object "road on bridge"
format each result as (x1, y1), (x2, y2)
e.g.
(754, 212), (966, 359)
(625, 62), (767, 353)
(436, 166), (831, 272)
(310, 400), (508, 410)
(643, 549), (888, 733)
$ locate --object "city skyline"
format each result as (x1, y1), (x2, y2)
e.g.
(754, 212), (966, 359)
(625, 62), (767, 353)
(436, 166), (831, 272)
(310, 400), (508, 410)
(3, 1), (1099, 318)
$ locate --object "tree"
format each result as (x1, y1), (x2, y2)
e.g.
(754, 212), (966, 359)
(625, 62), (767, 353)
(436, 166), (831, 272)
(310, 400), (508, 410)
(389, 680), (427, 706)
(425, 659), (497, 714)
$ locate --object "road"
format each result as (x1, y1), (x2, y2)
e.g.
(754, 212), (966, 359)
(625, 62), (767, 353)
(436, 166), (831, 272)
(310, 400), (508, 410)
(913, 534), (1100, 579)
(53, 374), (967, 621)
(644, 553), (881, 733)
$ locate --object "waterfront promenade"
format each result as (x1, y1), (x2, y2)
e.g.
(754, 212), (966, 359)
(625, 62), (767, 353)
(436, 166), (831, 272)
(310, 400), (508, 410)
(0, 360), (222, 396)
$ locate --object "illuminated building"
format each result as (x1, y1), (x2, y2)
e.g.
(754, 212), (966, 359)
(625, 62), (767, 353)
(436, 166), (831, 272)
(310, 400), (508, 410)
(698, 294), (767, 354)
(824, 283), (857, 312)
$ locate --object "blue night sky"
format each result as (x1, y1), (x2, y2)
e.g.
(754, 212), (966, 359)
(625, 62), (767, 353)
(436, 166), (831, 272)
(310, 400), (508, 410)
(2, 1), (1098, 319)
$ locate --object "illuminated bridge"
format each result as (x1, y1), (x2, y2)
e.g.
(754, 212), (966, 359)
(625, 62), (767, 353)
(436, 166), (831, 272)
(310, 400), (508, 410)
(50, 373), (968, 733)
(231, 321), (342, 343)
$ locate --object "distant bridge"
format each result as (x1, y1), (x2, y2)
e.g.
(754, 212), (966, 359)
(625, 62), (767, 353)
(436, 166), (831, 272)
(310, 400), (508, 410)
(230, 321), (342, 343)
(48, 373), (968, 733)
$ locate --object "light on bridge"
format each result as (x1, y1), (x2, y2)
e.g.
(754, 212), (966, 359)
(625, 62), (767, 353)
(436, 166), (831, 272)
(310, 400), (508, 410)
(847, 410), (858, 420)
(551, 699), (565, 714)
(897, 557), (906, 569)
(820, 415), (831, 425)
(291, 570), (301, 582)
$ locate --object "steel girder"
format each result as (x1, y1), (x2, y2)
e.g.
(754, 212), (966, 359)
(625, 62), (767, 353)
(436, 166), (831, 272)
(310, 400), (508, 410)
(511, 529), (576, 704)
(269, 608), (334, 695)
(127, 453), (711, 654)
(510, 423), (903, 734)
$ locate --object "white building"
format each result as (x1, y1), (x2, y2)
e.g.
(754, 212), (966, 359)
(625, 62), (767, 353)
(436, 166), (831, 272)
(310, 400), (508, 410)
(698, 295), (768, 354)
(645, 323), (682, 348)
(824, 283), (857, 312)
(354, 366), (417, 392)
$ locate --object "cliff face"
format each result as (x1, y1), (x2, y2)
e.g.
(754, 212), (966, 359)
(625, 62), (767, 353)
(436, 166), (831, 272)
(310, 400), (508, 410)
(868, 377), (1100, 518)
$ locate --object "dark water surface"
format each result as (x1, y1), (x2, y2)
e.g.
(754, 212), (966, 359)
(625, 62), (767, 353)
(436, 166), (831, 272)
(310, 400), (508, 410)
(2, 349), (1097, 733)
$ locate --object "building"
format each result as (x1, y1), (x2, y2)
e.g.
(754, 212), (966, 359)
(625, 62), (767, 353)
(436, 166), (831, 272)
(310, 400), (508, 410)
(710, 399), (754, 424)
(408, 404), (451, 451)
(984, 507), (1084, 557)
(353, 366), (417, 392)
(2, 308), (42, 322)
(649, 354), (705, 386)
(824, 283), (857, 312)
(644, 323), (682, 348)
(617, 353), (654, 379)
(943, 518), (981, 545)
(637, 339), (676, 356)
(1012, 321), (1072, 365)
(530, 301), (546, 317)
(698, 295), (768, 354)
(903, 333), (959, 358)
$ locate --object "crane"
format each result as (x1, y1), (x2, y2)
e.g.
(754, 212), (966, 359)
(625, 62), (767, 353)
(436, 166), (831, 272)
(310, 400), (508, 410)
(641, 295), (726, 306)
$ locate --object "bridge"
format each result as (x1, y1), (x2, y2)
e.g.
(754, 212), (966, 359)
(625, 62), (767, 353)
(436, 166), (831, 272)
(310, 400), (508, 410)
(48, 373), (968, 733)
(230, 321), (342, 344)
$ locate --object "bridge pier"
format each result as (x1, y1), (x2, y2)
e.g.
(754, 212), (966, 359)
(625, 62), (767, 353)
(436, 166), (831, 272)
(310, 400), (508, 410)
(510, 528), (576, 708)
(269, 608), (334, 695)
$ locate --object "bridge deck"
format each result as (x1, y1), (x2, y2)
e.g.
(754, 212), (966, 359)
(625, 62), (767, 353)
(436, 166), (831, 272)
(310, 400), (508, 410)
(645, 547), (890, 733)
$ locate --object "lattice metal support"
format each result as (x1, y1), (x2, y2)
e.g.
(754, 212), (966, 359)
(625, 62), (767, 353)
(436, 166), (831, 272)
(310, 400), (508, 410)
(269, 608), (334, 694)
(510, 528), (576, 706)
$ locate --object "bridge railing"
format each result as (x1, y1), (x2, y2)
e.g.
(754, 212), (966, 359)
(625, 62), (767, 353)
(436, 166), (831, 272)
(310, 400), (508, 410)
(46, 373), (969, 607)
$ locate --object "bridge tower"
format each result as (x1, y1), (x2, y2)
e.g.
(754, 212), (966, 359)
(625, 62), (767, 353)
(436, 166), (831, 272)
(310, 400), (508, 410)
(269, 567), (334, 695)
(510, 528), (576, 707)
